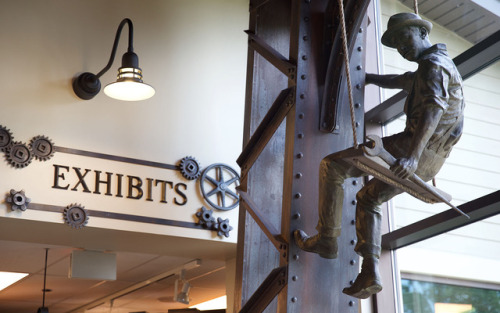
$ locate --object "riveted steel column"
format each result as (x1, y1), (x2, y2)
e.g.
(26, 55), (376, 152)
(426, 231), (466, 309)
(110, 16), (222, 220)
(286, 0), (367, 312)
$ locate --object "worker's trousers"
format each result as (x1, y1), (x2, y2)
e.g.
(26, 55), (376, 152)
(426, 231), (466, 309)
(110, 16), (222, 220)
(316, 133), (447, 258)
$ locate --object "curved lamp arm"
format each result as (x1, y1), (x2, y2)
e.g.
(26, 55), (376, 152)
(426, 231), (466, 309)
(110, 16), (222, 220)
(96, 18), (134, 78)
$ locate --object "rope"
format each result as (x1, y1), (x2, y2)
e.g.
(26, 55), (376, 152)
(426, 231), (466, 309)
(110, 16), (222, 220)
(414, 0), (419, 14)
(337, 0), (359, 149)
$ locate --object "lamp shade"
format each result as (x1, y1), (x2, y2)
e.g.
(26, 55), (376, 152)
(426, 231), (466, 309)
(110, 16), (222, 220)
(103, 52), (155, 101)
(104, 81), (155, 101)
(104, 73), (155, 101)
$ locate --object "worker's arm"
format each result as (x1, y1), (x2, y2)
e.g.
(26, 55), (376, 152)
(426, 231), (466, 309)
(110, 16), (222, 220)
(391, 61), (449, 179)
(365, 72), (414, 91)
(391, 106), (444, 179)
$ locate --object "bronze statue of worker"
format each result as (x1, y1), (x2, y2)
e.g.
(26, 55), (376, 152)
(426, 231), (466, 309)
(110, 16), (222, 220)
(294, 13), (465, 299)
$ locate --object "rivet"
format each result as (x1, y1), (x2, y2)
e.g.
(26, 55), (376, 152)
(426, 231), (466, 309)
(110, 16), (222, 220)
(357, 65), (362, 70)
(355, 122), (360, 127)
(351, 219), (355, 225)
(351, 200), (357, 205)
(301, 74), (307, 80)
(359, 27), (364, 33)
(357, 46), (363, 52)
(351, 239), (356, 245)
(293, 254), (300, 260)
(300, 93), (305, 99)
(302, 55), (308, 61)
(354, 103), (360, 109)
(349, 300), (355, 306)
(350, 259), (356, 265)
(352, 180), (358, 185)
(296, 172), (303, 179)
(303, 35), (309, 41)
(298, 133), (304, 139)
(292, 275), (298, 281)
(295, 193), (302, 199)
(356, 84), (361, 89)
(291, 297), (298, 303)
(294, 213), (301, 219)
(297, 153), (304, 159)
(299, 113), (305, 119)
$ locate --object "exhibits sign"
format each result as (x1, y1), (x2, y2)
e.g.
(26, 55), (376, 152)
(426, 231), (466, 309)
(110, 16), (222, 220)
(0, 125), (239, 241)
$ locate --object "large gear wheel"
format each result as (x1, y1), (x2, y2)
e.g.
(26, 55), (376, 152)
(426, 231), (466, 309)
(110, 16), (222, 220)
(6, 141), (33, 168)
(6, 189), (31, 211)
(30, 135), (55, 161)
(0, 125), (14, 152)
(63, 204), (89, 229)
(179, 156), (201, 180)
(200, 163), (240, 211)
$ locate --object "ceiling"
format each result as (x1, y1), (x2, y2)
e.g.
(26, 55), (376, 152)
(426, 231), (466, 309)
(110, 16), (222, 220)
(0, 218), (236, 313)
(399, 0), (500, 43)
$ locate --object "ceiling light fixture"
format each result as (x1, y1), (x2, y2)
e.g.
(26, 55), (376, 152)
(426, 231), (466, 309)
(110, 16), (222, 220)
(0, 271), (28, 292)
(174, 269), (191, 305)
(72, 18), (155, 101)
(189, 295), (227, 310)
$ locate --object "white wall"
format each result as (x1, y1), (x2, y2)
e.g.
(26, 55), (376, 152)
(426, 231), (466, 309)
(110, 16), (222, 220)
(0, 0), (248, 242)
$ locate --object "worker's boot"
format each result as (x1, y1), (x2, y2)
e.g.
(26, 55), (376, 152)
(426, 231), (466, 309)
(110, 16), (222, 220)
(342, 255), (382, 299)
(293, 230), (338, 259)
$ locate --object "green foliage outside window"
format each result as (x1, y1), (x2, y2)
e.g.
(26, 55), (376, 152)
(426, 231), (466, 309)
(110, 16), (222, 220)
(402, 279), (500, 313)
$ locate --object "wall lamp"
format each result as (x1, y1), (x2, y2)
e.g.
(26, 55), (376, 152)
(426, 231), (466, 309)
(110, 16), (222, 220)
(72, 18), (155, 101)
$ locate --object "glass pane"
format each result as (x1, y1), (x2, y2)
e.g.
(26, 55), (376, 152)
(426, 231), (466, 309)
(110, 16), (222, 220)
(402, 278), (500, 313)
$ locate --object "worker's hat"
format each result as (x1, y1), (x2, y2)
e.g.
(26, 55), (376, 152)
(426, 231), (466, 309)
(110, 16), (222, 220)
(381, 12), (433, 48)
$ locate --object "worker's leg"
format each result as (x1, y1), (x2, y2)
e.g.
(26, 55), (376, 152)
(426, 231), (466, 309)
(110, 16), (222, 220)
(343, 179), (402, 298)
(294, 156), (363, 259)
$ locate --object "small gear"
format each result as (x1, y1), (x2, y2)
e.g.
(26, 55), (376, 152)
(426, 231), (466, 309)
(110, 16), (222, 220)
(179, 156), (201, 180)
(6, 189), (31, 211)
(63, 204), (89, 229)
(6, 141), (33, 168)
(0, 125), (14, 152)
(214, 217), (233, 238)
(195, 206), (215, 229)
(30, 135), (55, 161)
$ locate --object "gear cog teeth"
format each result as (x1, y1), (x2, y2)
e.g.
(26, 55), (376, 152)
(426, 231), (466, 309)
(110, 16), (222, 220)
(195, 206), (215, 229)
(6, 141), (33, 169)
(0, 125), (14, 152)
(63, 203), (89, 229)
(30, 135), (55, 161)
(214, 217), (233, 238)
(179, 156), (201, 180)
(6, 189), (31, 211)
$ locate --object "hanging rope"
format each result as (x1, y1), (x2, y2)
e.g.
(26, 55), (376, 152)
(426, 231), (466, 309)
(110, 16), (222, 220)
(414, 0), (419, 14)
(337, 0), (359, 149)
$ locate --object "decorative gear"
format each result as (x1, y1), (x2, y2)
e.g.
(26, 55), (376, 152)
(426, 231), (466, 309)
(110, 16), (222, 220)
(0, 125), (14, 152)
(179, 156), (201, 180)
(6, 189), (31, 211)
(63, 204), (89, 229)
(214, 217), (233, 238)
(30, 135), (55, 161)
(195, 206), (215, 229)
(6, 141), (33, 168)
(200, 163), (240, 211)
